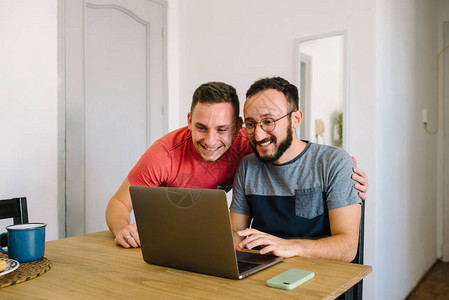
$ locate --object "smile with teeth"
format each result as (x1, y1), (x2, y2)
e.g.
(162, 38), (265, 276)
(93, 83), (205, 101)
(256, 138), (275, 147)
(259, 140), (272, 147)
(200, 144), (221, 151)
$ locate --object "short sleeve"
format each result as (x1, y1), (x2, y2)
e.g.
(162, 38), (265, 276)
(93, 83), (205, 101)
(127, 139), (171, 186)
(325, 148), (361, 209)
(230, 157), (251, 215)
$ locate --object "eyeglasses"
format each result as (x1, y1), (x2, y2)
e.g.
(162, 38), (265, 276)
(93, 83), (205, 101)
(244, 111), (294, 135)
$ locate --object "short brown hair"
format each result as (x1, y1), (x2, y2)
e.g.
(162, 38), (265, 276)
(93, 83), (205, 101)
(191, 82), (240, 120)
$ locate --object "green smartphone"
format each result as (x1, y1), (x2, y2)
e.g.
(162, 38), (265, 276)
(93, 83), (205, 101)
(266, 269), (315, 290)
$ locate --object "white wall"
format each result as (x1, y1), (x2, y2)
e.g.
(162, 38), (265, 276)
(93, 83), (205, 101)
(376, 0), (438, 299)
(0, 1), (443, 299)
(178, 0), (378, 298)
(0, 1), (59, 240)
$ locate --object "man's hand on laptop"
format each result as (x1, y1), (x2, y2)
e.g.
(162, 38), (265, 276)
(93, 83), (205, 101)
(115, 223), (140, 248)
(236, 228), (298, 258)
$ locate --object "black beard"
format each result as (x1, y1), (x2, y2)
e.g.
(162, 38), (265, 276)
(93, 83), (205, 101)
(250, 125), (293, 164)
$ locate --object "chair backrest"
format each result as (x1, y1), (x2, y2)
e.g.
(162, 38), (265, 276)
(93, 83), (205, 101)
(352, 200), (365, 265)
(339, 200), (365, 300)
(0, 197), (29, 224)
(0, 197), (29, 247)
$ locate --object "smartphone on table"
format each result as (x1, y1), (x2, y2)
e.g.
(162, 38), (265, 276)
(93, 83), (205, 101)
(266, 268), (315, 290)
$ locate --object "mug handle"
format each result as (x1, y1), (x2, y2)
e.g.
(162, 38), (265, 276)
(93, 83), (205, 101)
(0, 232), (8, 254)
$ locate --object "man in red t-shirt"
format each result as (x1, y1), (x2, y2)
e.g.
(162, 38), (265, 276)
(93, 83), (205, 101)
(106, 82), (369, 248)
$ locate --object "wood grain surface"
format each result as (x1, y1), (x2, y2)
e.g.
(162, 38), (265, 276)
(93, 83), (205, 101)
(0, 231), (371, 299)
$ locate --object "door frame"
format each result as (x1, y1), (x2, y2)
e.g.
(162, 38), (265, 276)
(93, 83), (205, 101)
(57, 0), (168, 238)
(294, 30), (349, 151)
(440, 21), (449, 261)
(298, 53), (312, 141)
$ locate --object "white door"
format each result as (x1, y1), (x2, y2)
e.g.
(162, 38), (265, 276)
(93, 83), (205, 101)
(62, 0), (167, 236)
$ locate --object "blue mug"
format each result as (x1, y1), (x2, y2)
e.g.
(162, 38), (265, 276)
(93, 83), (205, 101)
(0, 223), (46, 263)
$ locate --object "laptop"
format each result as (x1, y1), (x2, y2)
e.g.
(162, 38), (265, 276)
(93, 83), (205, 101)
(130, 186), (283, 279)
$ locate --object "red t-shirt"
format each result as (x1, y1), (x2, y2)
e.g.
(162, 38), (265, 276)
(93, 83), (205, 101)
(128, 126), (253, 189)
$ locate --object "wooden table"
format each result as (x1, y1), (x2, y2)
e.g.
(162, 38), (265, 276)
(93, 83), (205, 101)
(1, 231), (371, 299)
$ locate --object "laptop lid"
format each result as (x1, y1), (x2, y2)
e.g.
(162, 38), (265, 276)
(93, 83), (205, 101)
(130, 186), (282, 279)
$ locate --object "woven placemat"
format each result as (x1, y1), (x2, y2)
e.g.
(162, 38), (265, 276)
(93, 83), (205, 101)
(0, 253), (52, 288)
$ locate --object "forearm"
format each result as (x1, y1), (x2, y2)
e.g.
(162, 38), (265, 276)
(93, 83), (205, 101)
(230, 211), (250, 250)
(106, 197), (131, 236)
(232, 230), (244, 249)
(291, 233), (358, 262)
(292, 204), (361, 262)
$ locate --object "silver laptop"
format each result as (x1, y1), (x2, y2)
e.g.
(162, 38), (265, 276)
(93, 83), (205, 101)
(130, 186), (283, 279)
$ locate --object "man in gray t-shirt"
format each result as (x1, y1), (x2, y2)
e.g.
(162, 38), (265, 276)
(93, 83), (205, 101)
(230, 77), (362, 262)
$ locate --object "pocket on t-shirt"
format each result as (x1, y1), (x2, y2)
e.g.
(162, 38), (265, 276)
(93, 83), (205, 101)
(294, 186), (324, 219)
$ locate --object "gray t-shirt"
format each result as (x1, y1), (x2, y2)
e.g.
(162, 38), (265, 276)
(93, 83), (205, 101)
(230, 142), (361, 239)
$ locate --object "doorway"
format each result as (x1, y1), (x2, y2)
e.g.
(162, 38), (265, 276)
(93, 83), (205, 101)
(295, 32), (348, 149)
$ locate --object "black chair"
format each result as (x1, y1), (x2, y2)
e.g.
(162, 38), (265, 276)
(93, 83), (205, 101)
(0, 197), (29, 247)
(338, 200), (365, 300)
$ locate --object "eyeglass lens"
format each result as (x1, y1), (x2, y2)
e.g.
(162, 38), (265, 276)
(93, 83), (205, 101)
(244, 111), (293, 134)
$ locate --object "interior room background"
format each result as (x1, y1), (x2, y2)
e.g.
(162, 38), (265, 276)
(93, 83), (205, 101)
(1, 0), (449, 299)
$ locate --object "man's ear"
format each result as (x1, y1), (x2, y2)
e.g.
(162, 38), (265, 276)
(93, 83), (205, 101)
(235, 117), (243, 134)
(291, 110), (303, 129)
(187, 112), (192, 130)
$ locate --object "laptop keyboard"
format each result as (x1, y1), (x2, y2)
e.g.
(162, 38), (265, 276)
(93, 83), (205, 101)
(237, 261), (260, 273)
